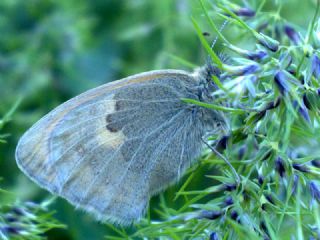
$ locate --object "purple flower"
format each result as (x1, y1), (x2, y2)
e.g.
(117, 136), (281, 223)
(233, 7), (255, 17)
(275, 157), (286, 177)
(284, 25), (301, 44)
(311, 54), (320, 79)
(274, 71), (290, 94)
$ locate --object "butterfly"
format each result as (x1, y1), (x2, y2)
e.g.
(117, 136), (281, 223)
(15, 64), (228, 225)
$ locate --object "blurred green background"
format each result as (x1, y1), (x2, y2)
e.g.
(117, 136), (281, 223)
(0, 0), (317, 239)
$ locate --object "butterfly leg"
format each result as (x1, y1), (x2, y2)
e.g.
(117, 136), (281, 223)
(201, 136), (240, 186)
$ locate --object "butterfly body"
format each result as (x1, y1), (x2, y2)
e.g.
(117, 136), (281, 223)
(16, 66), (227, 224)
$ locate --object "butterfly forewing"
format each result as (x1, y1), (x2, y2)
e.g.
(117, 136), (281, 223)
(15, 70), (208, 224)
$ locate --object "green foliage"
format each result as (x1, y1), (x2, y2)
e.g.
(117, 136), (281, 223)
(0, 199), (65, 240)
(1, 0), (320, 239)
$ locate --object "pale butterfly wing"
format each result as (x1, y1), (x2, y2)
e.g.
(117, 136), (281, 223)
(15, 69), (220, 224)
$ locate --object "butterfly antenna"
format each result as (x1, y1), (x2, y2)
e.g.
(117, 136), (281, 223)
(210, 19), (229, 50)
(206, 19), (229, 66)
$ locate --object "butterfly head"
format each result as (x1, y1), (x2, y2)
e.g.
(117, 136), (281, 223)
(191, 64), (229, 135)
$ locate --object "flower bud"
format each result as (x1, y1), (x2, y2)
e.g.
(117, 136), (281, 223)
(311, 159), (320, 168)
(254, 110), (266, 123)
(309, 181), (320, 205)
(216, 135), (229, 151)
(261, 203), (267, 211)
(264, 98), (281, 111)
(275, 157), (286, 178)
(260, 220), (268, 234)
(1, 226), (22, 235)
(311, 54), (320, 79)
(287, 66), (296, 76)
(226, 44), (267, 61)
(199, 210), (222, 220)
(284, 25), (301, 44)
(292, 163), (309, 173)
(4, 213), (18, 223)
(274, 71), (290, 94)
(220, 183), (237, 191)
(230, 210), (240, 222)
(257, 33), (279, 52)
(233, 7), (255, 17)
(303, 94), (312, 110)
(258, 175), (265, 185)
(238, 146), (246, 159)
(12, 207), (26, 216)
(299, 75), (305, 84)
(247, 50), (268, 61)
(210, 232), (219, 240)
(224, 196), (234, 206)
(261, 149), (273, 161)
(265, 194), (275, 205)
(293, 100), (311, 123)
